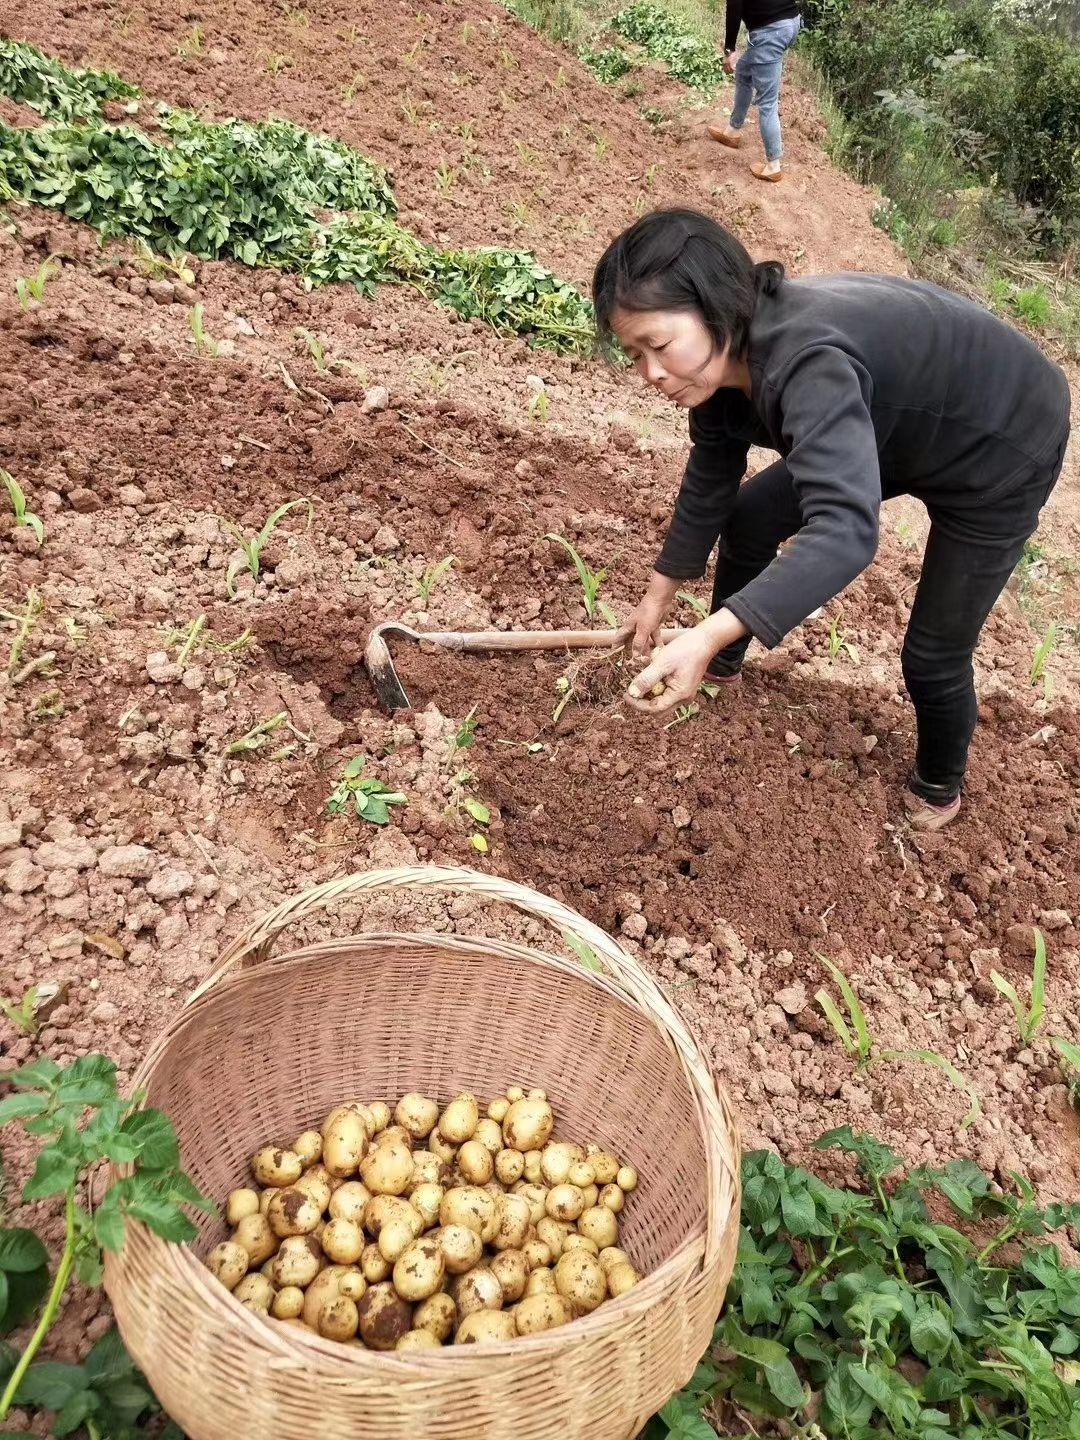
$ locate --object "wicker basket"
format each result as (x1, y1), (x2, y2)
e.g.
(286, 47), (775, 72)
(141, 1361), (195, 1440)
(104, 866), (741, 1440)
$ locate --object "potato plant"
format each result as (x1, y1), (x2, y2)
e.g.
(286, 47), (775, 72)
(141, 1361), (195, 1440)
(205, 1087), (641, 1347)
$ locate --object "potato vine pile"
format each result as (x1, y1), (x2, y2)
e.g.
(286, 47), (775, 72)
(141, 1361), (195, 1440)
(0, 40), (595, 352)
(206, 1086), (641, 1349)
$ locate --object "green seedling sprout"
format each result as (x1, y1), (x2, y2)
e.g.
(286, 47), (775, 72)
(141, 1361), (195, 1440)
(189, 302), (222, 357)
(417, 555), (456, 606)
(222, 498), (314, 598)
(990, 926), (1047, 1044)
(435, 162), (458, 195)
(676, 589), (709, 619)
(827, 614), (860, 664)
(1, 470), (44, 545)
(132, 240), (195, 285)
(527, 380), (550, 422)
(1030, 622), (1057, 695)
(14, 257), (58, 310)
(0, 987), (39, 1037)
(562, 932), (604, 974)
(447, 706), (479, 769)
(665, 702), (699, 729)
(327, 756), (407, 824)
(164, 614), (253, 664)
(294, 326), (330, 371)
(545, 533), (618, 626)
(177, 21), (204, 55)
(1051, 1036), (1080, 1107)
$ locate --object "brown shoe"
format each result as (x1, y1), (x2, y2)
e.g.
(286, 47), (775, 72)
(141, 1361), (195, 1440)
(707, 125), (742, 149)
(903, 789), (962, 832)
(751, 162), (783, 183)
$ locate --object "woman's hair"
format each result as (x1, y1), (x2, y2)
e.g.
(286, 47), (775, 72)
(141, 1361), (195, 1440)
(592, 208), (784, 359)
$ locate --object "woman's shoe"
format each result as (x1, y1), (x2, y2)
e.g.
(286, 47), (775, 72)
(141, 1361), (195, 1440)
(902, 789), (962, 831)
(751, 162), (783, 184)
(707, 125), (742, 149)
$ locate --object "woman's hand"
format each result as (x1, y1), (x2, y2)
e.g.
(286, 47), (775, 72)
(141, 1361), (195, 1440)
(616, 571), (681, 656)
(723, 49), (738, 74)
(626, 606), (748, 716)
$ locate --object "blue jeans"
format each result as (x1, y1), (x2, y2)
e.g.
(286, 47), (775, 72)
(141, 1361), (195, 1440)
(729, 15), (801, 163)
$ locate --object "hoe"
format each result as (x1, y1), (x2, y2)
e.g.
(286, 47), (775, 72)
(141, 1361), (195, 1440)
(364, 620), (683, 711)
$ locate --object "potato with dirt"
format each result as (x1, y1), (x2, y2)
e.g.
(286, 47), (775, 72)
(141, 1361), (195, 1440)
(358, 1282), (413, 1350)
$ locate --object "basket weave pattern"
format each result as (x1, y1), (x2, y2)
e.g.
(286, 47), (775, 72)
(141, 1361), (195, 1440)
(104, 867), (741, 1440)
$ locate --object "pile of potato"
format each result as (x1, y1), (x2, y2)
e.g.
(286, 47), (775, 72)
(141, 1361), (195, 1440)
(205, 1086), (641, 1350)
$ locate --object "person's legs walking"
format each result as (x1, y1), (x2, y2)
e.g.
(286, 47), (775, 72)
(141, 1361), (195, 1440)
(751, 16), (801, 177)
(709, 48), (754, 148)
(707, 460), (802, 676)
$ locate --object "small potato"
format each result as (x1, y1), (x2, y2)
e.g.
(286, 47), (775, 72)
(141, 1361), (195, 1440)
(206, 1240), (249, 1291)
(487, 1097), (510, 1124)
(302, 1265), (348, 1328)
(563, 1234), (599, 1257)
(599, 1184), (625, 1214)
(456, 1311), (516, 1344)
(522, 1240), (552, 1271)
(455, 1266), (503, 1318)
(409, 1150), (448, 1188)
(319, 1295), (359, 1342)
(366, 1101), (391, 1133)
(492, 1194), (531, 1251)
(252, 1145), (303, 1189)
(361, 1141), (414, 1197)
(514, 1292), (572, 1335)
(365, 1195), (416, 1238)
(397, 1327), (442, 1351)
(411, 1182), (444, 1229)
(267, 1188), (322, 1239)
(545, 1184), (586, 1223)
(439, 1224), (484, 1275)
(379, 1216), (423, 1264)
(516, 1183), (548, 1226)
(329, 1181), (372, 1225)
(234, 1214), (277, 1267)
(226, 1188), (260, 1227)
(415, 1291), (457, 1342)
(259, 1187), (279, 1217)
(528, 1088), (547, 1102)
(525, 1267), (557, 1296)
(393, 1237), (445, 1302)
(568, 1161), (595, 1188)
(429, 1129), (458, 1165)
(293, 1167), (332, 1214)
(607, 1262), (641, 1298)
(395, 1092), (439, 1139)
(474, 1118), (503, 1154)
(362, 1243), (393, 1283)
(598, 1247), (631, 1274)
(234, 1273), (275, 1311)
(555, 1250), (606, 1312)
(271, 1234), (323, 1289)
(339, 1271), (368, 1302)
(523, 1151), (544, 1185)
(491, 1248), (527, 1303)
(272, 1285), (305, 1320)
(590, 1151), (620, 1185)
(358, 1282), (412, 1351)
(536, 1217), (572, 1260)
(440, 1186), (497, 1240)
(322, 1218), (365, 1265)
(617, 1165), (638, 1193)
(378, 1125), (415, 1152)
(457, 1140), (494, 1186)
(506, 1085), (526, 1103)
(439, 1093), (480, 1144)
(495, 1149), (525, 1186)
(323, 1111), (368, 1179)
(323, 1102), (366, 1133)
(579, 1206), (619, 1249)
(293, 1130), (323, 1168)
(582, 1184), (600, 1210)
(540, 1142), (580, 1187)
(503, 1099), (554, 1153)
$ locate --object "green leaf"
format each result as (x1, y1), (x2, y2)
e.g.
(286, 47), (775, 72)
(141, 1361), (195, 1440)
(9, 1057), (61, 1088)
(126, 1196), (199, 1243)
(14, 1360), (89, 1408)
(121, 1108), (181, 1171)
(94, 1203), (128, 1253)
(54, 1387), (100, 1436)
(779, 1182), (818, 1237)
(22, 1146), (79, 1200)
(0, 1093), (48, 1126)
(1, 1264), (49, 1334)
(0, 1228), (49, 1274)
(563, 931), (604, 973)
(814, 1126), (903, 1181)
(910, 1303), (954, 1363)
(463, 797), (491, 824)
(764, 1354), (805, 1409)
(84, 1324), (133, 1382)
(344, 754), (366, 779)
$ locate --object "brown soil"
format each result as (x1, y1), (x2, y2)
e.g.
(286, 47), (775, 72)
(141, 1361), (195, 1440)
(0, 0), (1079, 1420)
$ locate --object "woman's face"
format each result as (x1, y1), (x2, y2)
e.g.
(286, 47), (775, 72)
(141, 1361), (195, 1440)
(611, 305), (731, 408)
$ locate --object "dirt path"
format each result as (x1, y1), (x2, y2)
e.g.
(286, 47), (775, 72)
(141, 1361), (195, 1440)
(1, 0), (1078, 1386)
